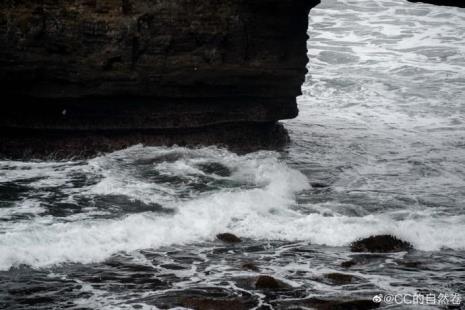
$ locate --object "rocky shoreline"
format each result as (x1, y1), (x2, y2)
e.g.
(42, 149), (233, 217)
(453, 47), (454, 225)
(154, 233), (415, 310)
(0, 122), (290, 159)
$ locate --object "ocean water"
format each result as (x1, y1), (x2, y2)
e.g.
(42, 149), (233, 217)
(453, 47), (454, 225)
(1, 0), (465, 309)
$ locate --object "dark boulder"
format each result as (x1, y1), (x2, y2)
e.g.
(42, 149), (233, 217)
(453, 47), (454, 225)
(254, 275), (289, 290)
(351, 235), (413, 253)
(216, 233), (242, 244)
(341, 260), (358, 268)
(310, 182), (331, 189)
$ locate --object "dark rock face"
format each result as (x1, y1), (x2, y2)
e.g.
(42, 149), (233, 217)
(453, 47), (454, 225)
(351, 235), (413, 253)
(408, 1), (465, 8)
(0, 122), (290, 159)
(216, 233), (242, 243)
(0, 0), (319, 137)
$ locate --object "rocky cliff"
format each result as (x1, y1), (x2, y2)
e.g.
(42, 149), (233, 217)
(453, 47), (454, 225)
(0, 0), (319, 138)
(408, 0), (465, 8)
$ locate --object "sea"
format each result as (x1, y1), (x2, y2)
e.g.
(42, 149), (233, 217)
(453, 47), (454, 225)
(1, 0), (464, 309)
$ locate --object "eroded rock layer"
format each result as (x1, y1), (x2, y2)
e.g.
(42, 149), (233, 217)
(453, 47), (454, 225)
(0, 0), (319, 132)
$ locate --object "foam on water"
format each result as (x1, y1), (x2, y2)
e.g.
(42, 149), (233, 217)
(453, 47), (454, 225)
(288, 0), (465, 254)
(2, 3), (465, 308)
(1, 142), (464, 271)
(0, 146), (310, 270)
(1, 0), (465, 279)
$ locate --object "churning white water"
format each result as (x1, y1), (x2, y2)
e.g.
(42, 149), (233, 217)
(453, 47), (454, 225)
(0, 146), (310, 269)
(1, 0), (464, 308)
(287, 0), (465, 252)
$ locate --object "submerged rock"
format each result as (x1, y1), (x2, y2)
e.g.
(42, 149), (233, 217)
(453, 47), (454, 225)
(216, 233), (241, 244)
(323, 273), (356, 285)
(341, 254), (392, 268)
(254, 275), (289, 290)
(310, 182), (331, 189)
(351, 235), (413, 253)
(341, 260), (358, 268)
(241, 262), (260, 272)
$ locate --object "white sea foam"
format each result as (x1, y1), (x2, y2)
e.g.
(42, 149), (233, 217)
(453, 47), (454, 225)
(0, 146), (310, 270)
(1, 0), (465, 272)
(1, 145), (465, 271)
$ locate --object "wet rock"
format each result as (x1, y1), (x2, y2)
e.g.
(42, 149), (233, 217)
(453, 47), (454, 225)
(121, 0), (132, 14)
(216, 233), (241, 244)
(0, 0), (320, 154)
(323, 273), (355, 285)
(0, 122), (291, 159)
(254, 275), (289, 290)
(408, 0), (465, 8)
(241, 262), (260, 272)
(181, 297), (248, 310)
(341, 260), (358, 268)
(351, 235), (413, 253)
(310, 182), (331, 189)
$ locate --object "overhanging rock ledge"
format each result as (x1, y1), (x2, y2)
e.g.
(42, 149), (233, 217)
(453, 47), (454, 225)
(0, 0), (321, 157)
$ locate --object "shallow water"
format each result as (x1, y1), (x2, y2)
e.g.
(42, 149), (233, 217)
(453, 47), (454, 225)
(1, 0), (465, 309)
